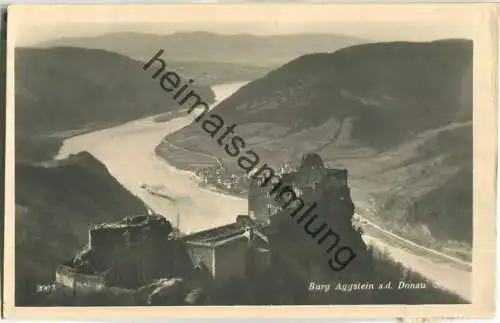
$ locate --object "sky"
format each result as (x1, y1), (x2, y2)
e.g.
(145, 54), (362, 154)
(8, 4), (481, 46)
(14, 22), (476, 46)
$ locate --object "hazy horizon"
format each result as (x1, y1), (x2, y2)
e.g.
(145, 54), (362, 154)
(15, 21), (475, 47)
(9, 5), (478, 46)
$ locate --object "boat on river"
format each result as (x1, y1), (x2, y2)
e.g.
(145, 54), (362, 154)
(140, 183), (176, 202)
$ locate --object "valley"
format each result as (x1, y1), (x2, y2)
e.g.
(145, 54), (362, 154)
(13, 37), (474, 305)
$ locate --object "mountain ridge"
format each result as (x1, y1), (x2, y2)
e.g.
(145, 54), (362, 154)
(38, 31), (370, 65)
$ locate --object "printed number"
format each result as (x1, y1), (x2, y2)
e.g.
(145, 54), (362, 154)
(36, 283), (56, 292)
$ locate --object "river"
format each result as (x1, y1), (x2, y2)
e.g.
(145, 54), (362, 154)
(56, 82), (248, 234)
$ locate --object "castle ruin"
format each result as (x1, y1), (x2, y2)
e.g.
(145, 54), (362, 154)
(56, 214), (193, 294)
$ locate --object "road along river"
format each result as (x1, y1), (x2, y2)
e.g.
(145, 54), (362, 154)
(55, 81), (471, 301)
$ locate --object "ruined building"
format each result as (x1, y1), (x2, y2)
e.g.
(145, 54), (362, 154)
(182, 217), (271, 286)
(55, 212), (272, 302)
(249, 153), (354, 223)
(250, 153), (374, 279)
(56, 214), (193, 293)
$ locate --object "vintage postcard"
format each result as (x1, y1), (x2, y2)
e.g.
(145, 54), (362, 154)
(3, 3), (497, 319)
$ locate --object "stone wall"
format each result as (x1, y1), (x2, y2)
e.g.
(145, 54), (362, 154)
(55, 264), (76, 288)
(55, 264), (106, 294)
(252, 248), (271, 272)
(214, 238), (248, 283)
(325, 169), (348, 188)
(185, 244), (214, 275)
(248, 179), (284, 221)
(89, 227), (127, 251)
(56, 215), (194, 296)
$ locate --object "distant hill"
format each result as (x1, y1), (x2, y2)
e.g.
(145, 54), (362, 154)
(15, 47), (215, 162)
(160, 39), (473, 259)
(15, 152), (149, 306)
(200, 39), (471, 143)
(39, 31), (369, 66)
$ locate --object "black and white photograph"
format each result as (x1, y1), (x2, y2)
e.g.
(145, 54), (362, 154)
(3, 3), (496, 318)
